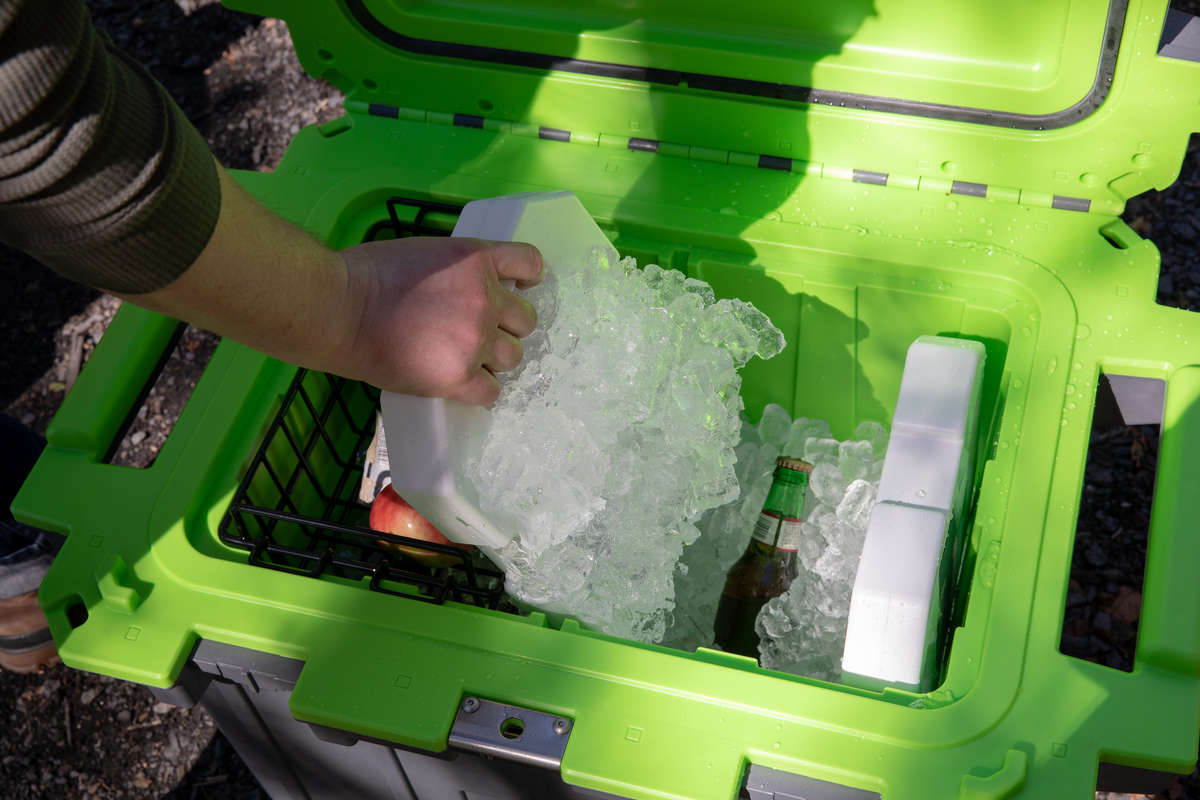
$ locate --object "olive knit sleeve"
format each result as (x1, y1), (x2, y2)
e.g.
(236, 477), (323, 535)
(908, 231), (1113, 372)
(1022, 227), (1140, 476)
(0, 0), (221, 294)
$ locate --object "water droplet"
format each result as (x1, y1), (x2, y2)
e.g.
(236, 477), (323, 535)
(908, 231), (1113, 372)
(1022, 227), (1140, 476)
(773, 742), (781, 751)
(1021, 326), (1032, 337)
(1047, 356), (1058, 374)
(916, 488), (927, 498)
(1067, 402), (1077, 410)
(1073, 362), (1082, 371)
(999, 441), (1009, 449)
(1013, 378), (1024, 389)
(1076, 324), (1090, 340)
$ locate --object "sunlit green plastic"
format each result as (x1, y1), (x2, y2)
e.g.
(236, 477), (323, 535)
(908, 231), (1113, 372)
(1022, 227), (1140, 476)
(236, 0), (1196, 215)
(13, 0), (1200, 798)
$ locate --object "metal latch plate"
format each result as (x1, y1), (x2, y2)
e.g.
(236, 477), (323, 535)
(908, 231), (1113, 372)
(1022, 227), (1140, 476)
(448, 696), (572, 770)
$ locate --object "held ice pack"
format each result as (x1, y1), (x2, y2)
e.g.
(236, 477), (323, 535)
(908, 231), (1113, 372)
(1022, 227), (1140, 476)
(380, 191), (616, 553)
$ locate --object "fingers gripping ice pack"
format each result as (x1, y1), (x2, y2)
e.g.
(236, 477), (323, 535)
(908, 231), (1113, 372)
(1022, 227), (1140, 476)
(380, 191), (615, 556)
(841, 335), (986, 692)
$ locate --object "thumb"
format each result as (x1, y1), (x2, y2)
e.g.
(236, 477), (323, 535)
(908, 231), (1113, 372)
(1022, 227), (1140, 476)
(489, 242), (545, 289)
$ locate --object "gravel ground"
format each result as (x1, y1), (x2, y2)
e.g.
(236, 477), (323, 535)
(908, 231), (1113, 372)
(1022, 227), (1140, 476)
(1, 2), (1199, 799)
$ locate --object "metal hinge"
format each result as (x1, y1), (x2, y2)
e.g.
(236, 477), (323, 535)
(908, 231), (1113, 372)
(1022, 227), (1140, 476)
(448, 696), (573, 770)
(345, 100), (1101, 215)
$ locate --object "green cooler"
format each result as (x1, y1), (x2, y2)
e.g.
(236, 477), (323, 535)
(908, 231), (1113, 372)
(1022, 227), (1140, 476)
(14, 0), (1200, 797)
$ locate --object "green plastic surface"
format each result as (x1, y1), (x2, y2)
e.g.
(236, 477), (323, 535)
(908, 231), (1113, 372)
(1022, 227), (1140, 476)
(229, 0), (1200, 213)
(13, 1), (1200, 798)
(347, 0), (1102, 115)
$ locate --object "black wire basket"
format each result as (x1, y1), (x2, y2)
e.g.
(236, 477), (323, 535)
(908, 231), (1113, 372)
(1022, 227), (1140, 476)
(217, 197), (506, 609)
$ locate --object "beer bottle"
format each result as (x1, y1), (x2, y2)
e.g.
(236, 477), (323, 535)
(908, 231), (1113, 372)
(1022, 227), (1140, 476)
(713, 456), (813, 657)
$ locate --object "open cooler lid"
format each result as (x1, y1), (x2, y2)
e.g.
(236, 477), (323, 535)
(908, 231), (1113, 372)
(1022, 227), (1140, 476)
(341, 0), (1113, 125)
(230, 0), (1199, 214)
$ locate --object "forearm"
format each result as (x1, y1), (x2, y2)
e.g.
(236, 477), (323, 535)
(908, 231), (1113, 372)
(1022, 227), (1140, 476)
(118, 164), (366, 380)
(120, 166), (545, 405)
(120, 167), (544, 405)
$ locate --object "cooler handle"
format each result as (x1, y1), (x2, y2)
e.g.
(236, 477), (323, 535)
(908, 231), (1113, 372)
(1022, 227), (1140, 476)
(1135, 363), (1200, 675)
(44, 304), (181, 457)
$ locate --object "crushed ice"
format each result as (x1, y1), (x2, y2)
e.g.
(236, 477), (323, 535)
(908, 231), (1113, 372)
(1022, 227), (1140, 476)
(468, 250), (785, 642)
(755, 417), (887, 681)
(664, 405), (888, 684)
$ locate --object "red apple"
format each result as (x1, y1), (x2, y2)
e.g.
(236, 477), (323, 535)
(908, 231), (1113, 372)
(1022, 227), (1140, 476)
(369, 484), (472, 567)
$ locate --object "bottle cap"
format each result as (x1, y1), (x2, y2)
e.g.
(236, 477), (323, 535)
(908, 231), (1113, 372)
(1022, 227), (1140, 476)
(775, 456), (814, 473)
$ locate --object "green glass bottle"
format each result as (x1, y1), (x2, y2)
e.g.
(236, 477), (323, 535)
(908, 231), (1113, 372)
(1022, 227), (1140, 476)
(713, 456), (813, 658)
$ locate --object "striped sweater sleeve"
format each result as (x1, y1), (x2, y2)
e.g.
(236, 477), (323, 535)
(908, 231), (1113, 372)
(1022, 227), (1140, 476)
(0, 0), (220, 294)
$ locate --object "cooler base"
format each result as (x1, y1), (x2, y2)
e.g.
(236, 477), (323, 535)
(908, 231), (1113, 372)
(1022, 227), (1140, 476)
(150, 640), (625, 800)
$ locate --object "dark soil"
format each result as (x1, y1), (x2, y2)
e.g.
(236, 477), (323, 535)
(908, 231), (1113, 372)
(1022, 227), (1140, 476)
(0, 668), (262, 800)
(107, 324), (222, 470)
(1, 1), (1198, 799)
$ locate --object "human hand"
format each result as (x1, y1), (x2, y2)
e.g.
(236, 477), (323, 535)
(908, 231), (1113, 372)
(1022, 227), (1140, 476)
(337, 237), (544, 405)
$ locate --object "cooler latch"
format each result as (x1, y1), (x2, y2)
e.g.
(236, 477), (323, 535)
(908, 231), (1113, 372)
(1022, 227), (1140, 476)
(448, 696), (573, 769)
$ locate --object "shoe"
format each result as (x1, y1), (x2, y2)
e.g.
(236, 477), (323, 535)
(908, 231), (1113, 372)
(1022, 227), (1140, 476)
(0, 588), (59, 673)
(1, 415), (57, 672)
(0, 521), (63, 674)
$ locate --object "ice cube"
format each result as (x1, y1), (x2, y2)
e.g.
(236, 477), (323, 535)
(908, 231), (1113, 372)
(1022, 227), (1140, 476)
(809, 462), (847, 506)
(797, 532), (824, 571)
(757, 403), (793, 449)
(784, 417), (832, 457)
(836, 479), (877, 531)
(803, 437), (840, 467)
(854, 421), (890, 460)
(838, 440), (874, 483)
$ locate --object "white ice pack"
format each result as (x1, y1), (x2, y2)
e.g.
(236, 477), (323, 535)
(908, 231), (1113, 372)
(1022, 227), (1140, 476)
(841, 335), (985, 692)
(380, 191), (616, 551)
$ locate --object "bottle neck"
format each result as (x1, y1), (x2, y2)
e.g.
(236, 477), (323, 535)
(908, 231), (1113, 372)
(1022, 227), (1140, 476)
(762, 467), (809, 521)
